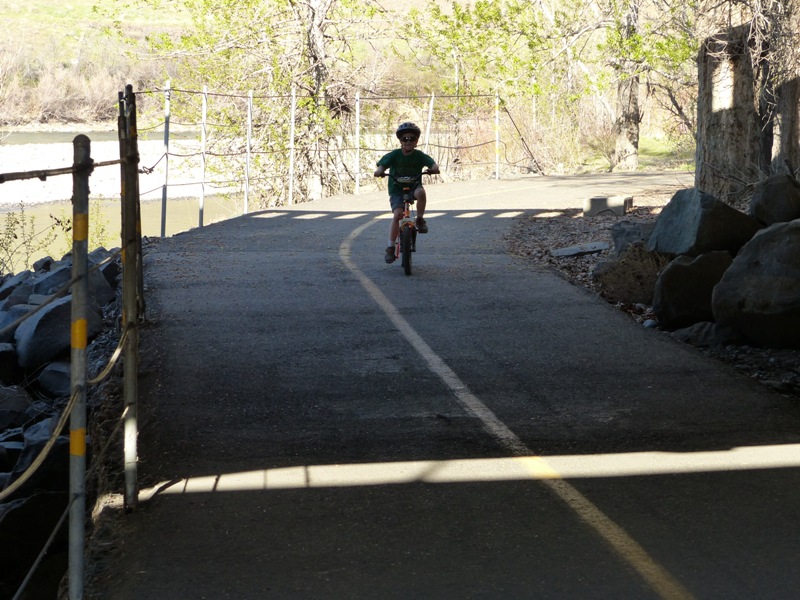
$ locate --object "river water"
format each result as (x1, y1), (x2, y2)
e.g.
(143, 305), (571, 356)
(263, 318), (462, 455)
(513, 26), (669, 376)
(0, 129), (243, 262)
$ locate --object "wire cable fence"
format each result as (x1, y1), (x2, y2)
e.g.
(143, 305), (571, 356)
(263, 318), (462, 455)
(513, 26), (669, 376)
(0, 86), (145, 600)
(125, 82), (541, 236)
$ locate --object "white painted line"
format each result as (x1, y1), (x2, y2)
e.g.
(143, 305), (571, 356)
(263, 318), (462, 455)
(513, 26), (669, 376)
(338, 216), (696, 600)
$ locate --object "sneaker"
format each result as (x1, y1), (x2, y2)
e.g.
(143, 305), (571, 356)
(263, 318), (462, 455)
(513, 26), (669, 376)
(416, 217), (428, 233)
(384, 246), (396, 263)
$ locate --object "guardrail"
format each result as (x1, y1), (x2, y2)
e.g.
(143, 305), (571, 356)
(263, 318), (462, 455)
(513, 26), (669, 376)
(130, 83), (540, 236)
(0, 84), (144, 600)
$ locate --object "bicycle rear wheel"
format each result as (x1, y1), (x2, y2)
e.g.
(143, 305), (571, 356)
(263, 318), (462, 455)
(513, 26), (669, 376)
(400, 226), (413, 276)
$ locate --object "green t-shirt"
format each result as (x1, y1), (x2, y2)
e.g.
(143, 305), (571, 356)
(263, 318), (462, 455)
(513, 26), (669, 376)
(377, 148), (436, 196)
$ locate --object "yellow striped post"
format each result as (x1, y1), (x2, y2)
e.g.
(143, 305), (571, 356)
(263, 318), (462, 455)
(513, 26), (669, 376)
(69, 134), (91, 600)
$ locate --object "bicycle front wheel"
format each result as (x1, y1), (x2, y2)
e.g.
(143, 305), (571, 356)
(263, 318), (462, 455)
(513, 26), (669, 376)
(401, 226), (413, 276)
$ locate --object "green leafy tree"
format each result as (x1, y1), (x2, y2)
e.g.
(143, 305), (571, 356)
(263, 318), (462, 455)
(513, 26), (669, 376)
(132, 0), (379, 205)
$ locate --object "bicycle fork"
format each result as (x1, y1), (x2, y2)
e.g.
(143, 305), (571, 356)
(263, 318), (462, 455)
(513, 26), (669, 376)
(395, 201), (416, 259)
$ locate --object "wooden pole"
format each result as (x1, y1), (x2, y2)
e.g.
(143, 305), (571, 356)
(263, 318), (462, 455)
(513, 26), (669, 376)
(160, 79), (171, 237)
(119, 84), (140, 512)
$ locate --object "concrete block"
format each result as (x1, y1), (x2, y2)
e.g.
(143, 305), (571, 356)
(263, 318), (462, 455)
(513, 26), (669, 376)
(583, 195), (633, 217)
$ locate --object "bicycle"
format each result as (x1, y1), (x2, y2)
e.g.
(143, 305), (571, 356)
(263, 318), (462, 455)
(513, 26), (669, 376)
(382, 171), (431, 276)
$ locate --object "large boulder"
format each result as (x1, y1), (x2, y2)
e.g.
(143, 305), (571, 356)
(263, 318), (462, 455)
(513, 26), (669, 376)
(5, 417), (70, 498)
(35, 361), (71, 399)
(0, 304), (35, 344)
(0, 271), (32, 301)
(647, 188), (762, 257)
(13, 295), (103, 369)
(653, 251), (733, 330)
(748, 173), (800, 226)
(712, 220), (800, 348)
(32, 265), (115, 307)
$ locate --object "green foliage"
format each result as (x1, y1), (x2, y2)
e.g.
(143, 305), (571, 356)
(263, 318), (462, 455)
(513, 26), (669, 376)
(0, 203), (61, 275)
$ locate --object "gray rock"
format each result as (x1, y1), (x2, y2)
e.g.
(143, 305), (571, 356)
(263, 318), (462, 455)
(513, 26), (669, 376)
(32, 256), (54, 273)
(5, 418), (70, 497)
(36, 361), (72, 399)
(0, 304), (35, 343)
(748, 173), (800, 226)
(25, 264), (116, 309)
(551, 241), (609, 257)
(31, 266), (71, 296)
(2, 282), (33, 310)
(712, 220), (800, 348)
(0, 343), (21, 385)
(647, 188), (762, 257)
(670, 322), (747, 348)
(0, 271), (32, 301)
(0, 385), (32, 431)
(0, 312), (15, 344)
(611, 220), (655, 256)
(653, 251), (733, 330)
(14, 295), (103, 369)
(90, 248), (121, 288)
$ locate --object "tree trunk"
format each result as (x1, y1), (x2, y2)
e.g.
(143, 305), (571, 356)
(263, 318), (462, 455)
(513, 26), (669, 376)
(614, 72), (640, 171)
(612, 0), (640, 172)
(695, 25), (763, 208)
(773, 77), (800, 174)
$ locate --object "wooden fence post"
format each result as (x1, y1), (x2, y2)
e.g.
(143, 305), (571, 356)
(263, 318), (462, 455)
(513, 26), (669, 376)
(119, 85), (140, 511)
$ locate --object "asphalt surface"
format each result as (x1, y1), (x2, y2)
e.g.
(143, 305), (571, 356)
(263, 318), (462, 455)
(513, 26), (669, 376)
(87, 173), (800, 600)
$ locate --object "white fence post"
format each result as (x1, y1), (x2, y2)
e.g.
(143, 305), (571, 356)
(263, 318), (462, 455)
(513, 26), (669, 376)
(288, 86), (296, 206)
(245, 90), (252, 215)
(355, 91), (361, 195)
(200, 86), (207, 227)
(495, 93), (500, 180)
(424, 93), (435, 154)
(160, 79), (171, 237)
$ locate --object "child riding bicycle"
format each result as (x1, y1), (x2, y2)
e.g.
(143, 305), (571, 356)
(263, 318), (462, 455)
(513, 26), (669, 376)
(374, 122), (440, 264)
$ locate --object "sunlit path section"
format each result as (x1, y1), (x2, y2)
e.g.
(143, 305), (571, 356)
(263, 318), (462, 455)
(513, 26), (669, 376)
(145, 443), (800, 496)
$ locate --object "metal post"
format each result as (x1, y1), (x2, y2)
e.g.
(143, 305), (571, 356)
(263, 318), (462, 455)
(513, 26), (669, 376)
(355, 92), (361, 195)
(245, 90), (252, 215)
(200, 86), (207, 228)
(119, 85), (140, 511)
(69, 134), (91, 600)
(495, 93), (500, 180)
(160, 79), (171, 237)
(288, 86), (296, 206)
(424, 93), (435, 153)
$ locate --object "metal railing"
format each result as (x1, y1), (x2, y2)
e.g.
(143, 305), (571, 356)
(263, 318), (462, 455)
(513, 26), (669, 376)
(128, 82), (539, 236)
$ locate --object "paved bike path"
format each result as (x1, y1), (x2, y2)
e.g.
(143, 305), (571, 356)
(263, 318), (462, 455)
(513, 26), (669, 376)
(87, 173), (800, 599)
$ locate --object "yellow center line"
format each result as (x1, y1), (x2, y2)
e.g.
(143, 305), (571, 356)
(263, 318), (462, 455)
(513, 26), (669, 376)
(339, 216), (696, 600)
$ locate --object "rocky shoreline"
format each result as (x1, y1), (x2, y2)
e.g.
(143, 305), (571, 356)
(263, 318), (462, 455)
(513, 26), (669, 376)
(0, 249), (122, 598)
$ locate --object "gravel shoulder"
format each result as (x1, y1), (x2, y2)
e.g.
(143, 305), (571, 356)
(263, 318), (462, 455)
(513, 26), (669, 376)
(504, 187), (800, 398)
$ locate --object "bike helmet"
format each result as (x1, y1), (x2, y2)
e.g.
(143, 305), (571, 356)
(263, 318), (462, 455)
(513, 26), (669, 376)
(396, 122), (421, 140)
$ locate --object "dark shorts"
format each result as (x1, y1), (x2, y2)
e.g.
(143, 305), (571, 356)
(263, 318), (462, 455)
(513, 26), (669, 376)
(389, 187), (423, 211)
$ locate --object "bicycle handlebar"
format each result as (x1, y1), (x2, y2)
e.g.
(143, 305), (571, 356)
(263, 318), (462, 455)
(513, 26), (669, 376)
(379, 170), (434, 182)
